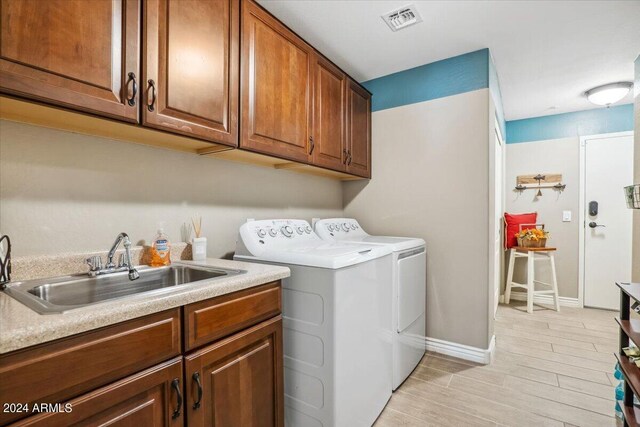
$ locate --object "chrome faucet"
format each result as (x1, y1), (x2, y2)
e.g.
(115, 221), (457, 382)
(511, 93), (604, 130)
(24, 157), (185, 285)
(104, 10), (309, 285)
(86, 232), (140, 280)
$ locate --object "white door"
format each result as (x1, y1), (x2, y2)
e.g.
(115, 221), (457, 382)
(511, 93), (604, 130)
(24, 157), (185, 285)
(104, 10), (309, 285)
(493, 124), (504, 316)
(584, 134), (633, 310)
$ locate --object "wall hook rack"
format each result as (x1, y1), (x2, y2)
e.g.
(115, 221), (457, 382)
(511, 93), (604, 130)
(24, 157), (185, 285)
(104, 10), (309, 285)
(514, 173), (566, 195)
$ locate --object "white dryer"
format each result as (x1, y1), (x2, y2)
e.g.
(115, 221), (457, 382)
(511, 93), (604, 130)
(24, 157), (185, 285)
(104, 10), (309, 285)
(314, 218), (426, 390)
(235, 219), (393, 427)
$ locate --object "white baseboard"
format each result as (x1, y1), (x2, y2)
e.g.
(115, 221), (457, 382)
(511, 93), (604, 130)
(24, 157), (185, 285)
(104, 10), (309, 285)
(425, 335), (495, 365)
(506, 292), (581, 308)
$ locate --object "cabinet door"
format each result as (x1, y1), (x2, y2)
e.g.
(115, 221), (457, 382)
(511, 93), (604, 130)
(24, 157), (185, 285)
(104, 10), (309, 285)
(0, 0), (140, 122)
(346, 79), (372, 178)
(185, 316), (284, 427)
(11, 358), (184, 427)
(143, 0), (239, 146)
(241, 0), (311, 163)
(311, 55), (347, 172)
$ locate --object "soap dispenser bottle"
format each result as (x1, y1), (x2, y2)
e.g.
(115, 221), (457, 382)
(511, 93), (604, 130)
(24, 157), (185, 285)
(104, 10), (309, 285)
(150, 228), (171, 267)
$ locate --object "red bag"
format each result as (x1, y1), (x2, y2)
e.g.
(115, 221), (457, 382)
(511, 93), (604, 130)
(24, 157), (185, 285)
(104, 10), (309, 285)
(504, 212), (537, 249)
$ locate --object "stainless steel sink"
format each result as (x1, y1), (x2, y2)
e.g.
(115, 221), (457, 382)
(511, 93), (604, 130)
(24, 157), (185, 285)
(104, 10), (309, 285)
(3, 264), (245, 314)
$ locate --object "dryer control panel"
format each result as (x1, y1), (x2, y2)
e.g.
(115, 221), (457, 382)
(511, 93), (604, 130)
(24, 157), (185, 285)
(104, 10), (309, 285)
(315, 218), (367, 240)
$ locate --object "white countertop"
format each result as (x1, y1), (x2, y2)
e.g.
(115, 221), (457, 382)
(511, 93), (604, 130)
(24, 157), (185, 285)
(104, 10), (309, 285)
(0, 258), (290, 354)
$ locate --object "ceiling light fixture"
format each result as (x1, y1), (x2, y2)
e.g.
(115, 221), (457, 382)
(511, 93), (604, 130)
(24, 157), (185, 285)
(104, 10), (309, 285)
(585, 82), (633, 106)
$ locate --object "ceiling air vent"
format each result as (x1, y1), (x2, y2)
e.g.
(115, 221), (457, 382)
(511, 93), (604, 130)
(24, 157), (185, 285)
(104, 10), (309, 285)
(381, 4), (423, 32)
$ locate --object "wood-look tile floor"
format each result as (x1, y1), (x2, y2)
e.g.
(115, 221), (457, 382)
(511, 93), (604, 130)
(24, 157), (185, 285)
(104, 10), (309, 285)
(375, 302), (624, 427)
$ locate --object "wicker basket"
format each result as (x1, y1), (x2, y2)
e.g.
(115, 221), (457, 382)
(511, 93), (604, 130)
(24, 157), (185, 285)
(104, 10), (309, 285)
(517, 223), (547, 248)
(517, 237), (547, 248)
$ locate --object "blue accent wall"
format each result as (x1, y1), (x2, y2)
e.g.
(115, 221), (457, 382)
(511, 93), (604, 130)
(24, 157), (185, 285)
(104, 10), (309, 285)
(506, 104), (634, 144)
(362, 49), (490, 112)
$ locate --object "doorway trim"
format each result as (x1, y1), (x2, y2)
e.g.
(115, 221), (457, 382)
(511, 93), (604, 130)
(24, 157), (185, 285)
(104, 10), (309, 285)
(489, 117), (505, 321)
(578, 130), (634, 308)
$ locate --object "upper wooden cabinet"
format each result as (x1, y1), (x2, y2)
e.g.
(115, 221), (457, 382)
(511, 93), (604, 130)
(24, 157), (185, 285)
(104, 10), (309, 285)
(0, 0), (371, 178)
(346, 79), (372, 178)
(312, 55), (347, 172)
(0, 0), (140, 122)
(240, 0), (371, 177)
(240, 0), (312, 163)
(143, 0), (239, 146)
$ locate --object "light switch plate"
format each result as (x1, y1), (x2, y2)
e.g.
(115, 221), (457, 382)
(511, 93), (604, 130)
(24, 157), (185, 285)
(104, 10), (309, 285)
(562, 211), (572, 222)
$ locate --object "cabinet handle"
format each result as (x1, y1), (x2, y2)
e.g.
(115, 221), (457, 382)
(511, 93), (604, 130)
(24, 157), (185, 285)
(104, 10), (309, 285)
(347, 151), (352, 165)
(309, 136), (315, 154)
(147, 79), (157, 112)
(343, 149), (348, 164)
(192, 372), (203, 409)
(126, 72), (137, 106)
(171, 378), (182, 419)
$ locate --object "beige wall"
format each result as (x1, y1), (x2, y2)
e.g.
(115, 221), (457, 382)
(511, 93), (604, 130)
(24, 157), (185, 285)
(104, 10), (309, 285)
(504, 138), (580, 298)
(343, 89), (492, 350)
(2, 91), (497, 351)
(0, 120), (344, 257)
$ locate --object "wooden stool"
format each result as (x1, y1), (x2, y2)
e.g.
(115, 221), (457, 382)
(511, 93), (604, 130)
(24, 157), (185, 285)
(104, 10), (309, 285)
(504, 247), (560, 313)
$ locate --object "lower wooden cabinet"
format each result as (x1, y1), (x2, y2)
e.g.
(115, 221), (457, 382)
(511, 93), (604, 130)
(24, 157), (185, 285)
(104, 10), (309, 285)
(11, 357), (184, 427)
(184, 281), (281, 351)
(0, 309), (181, 425)
(0, 282), (283, 426)
(185, 316), (284, 427)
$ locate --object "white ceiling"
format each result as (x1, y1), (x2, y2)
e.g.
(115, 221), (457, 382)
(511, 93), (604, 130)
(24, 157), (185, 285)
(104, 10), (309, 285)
(257, 0), (640, 120)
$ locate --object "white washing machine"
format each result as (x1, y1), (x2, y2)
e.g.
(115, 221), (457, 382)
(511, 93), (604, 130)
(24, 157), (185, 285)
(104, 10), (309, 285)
(314, 218), (426, 391)
(235, 219), (393, 427)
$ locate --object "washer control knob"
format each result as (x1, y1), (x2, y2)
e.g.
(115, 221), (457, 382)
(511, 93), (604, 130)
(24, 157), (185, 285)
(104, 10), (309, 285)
(268, 228), (277, 237)
(327, 224), (334, 232)
(256, 229), (267, 238)
(305, 225), (312, 234)
(350, 223), (357, 230)
(296, 226), (304, 235)
(281, 225), (294, 237)
(341, 223), (350, 232)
